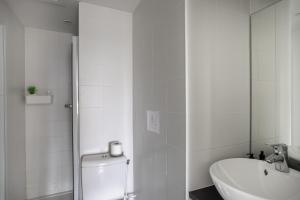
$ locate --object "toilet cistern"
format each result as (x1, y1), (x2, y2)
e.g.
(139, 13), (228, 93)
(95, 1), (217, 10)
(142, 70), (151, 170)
(81, 153), (129, 200)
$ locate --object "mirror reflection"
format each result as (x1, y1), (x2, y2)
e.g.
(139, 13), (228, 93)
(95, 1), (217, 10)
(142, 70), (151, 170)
(251, 0), (300, 167)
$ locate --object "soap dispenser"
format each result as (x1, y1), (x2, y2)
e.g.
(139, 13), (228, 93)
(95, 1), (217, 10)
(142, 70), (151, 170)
(259, 151), (266, 160)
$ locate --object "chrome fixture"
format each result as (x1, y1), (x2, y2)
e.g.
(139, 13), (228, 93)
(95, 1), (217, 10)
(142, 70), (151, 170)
(63, 20), (73, 24)
(266, 144), (289, 173)
(64, 103), (73, 109)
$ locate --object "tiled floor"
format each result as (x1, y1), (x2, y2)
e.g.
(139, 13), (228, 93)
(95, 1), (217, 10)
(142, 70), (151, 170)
(190, 186), (223, 200)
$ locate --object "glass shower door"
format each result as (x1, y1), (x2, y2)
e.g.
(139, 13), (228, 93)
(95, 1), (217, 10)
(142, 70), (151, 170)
(72, 36), (80, 200)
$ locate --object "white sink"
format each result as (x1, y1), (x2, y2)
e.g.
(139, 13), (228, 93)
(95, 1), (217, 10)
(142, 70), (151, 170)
(210, 158), (300, 200)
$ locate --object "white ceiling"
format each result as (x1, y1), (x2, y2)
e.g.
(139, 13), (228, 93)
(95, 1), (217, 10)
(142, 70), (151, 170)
(4, 0), (140, 34)
(4, 0), (78, 34)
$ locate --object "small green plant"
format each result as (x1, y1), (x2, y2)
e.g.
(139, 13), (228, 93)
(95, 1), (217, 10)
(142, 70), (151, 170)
(27, 86), (37, 95)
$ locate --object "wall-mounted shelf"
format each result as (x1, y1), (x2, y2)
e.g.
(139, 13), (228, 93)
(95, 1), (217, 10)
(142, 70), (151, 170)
(26, 95), (53, 105)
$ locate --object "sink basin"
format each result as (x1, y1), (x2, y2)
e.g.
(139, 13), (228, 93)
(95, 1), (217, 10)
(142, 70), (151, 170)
(210, 158), (300, 200)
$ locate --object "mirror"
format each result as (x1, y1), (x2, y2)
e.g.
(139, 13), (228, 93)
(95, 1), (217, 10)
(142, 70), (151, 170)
(251, 0), (300, 166)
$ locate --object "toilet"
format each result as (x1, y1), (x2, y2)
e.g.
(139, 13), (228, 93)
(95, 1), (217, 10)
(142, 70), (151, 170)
(81, 153), (128, 200)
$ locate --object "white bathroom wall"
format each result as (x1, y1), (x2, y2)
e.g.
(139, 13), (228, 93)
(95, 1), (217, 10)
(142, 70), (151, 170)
(0, 0), (26, 199)
(133, 0), (186, 199)
(0, 25), (5, 200)
(3, 0), (78, 34)
(251, 0), (292, 155)
(250, 0), (281, 14)
(79, 2), (133, 192)
(251, 5), (277, 154)
(25, 27), (73, 199)
(187, 0), (250, 191)
(292, 0), (300, 148)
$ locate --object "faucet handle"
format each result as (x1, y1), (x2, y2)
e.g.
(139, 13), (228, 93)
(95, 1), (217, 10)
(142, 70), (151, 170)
(266, 144), (288, 154)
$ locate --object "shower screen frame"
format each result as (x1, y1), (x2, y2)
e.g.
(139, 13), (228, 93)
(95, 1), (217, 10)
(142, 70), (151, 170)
(72, 36), (80, 200)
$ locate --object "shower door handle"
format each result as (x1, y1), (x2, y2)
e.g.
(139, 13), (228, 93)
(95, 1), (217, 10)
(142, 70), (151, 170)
(64, 104), (73, 109)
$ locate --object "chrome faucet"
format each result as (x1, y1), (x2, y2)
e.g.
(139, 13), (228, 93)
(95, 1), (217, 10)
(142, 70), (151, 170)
(266, 144), (289, 173)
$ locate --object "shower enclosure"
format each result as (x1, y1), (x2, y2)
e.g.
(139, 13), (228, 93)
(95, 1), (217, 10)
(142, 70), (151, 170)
(0, 27), (80, 200)
(24, 28), (75, 200)
(72, 36), (80, 200)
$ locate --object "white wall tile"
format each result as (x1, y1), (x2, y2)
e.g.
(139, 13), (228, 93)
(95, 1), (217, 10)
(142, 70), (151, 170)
(0, 27), (4, 200)
(133, 0), (186, 199)
(251, 5), (276, 82)
(80, 86), (103, 108)
(79, 2), (133, 192)
(251, 0), (293, 157)
(0, 33), (3, 95)
(0, 96), (4, 200)
(79, 63), (103, 86)
(250, 0), (281, 14)
(167, 186), (186, 200)
(0, 3), (27, 199)
(188, 143), (249, 191)
(167, 78), (185, 113)
(166, 113), (185, 149)
(167, 145), (186, 189)
(292, 0), (300, 148)
(187, 0), (250, 191)
(80, 108), (107, 153)
(25, 28), (73, 199)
